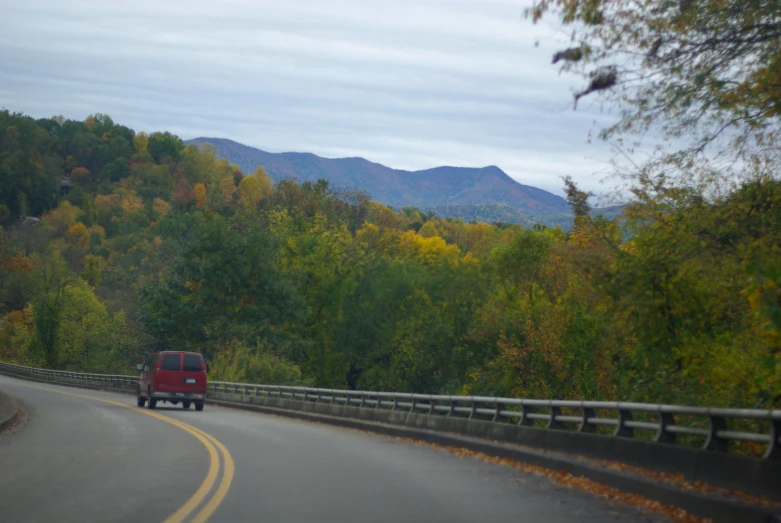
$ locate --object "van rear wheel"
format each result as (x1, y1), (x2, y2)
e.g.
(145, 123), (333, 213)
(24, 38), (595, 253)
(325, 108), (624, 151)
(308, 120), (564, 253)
(182, 401), (191, 409)
(194, 401), (204, 412)
(137, 393), (146, 408)
(147, 388), (157, 409)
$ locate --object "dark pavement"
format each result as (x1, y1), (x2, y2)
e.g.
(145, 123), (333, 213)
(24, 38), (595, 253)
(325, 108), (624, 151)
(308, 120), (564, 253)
(0, 375), (670, 522)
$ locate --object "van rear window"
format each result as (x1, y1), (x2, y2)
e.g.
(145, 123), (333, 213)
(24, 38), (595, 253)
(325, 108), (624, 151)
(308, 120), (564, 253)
(183, 354), (202, 372)
(160, 354), (181, 371)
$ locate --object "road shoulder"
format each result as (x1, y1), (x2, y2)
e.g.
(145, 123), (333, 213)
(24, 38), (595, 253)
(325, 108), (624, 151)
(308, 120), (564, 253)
(0, 389), (20, 433)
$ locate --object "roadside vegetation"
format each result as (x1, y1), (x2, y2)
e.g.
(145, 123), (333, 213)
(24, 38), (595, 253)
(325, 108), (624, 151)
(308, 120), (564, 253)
(0, 106), (778, 410)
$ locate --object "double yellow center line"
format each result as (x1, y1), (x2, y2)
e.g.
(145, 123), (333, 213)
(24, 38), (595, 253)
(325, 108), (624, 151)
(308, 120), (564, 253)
(13, 383), (234, 523)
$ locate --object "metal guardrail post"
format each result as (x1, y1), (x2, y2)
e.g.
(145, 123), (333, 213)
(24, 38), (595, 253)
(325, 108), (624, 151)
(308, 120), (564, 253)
(492, 401), (502, 422)
(519, 404), (534, 427)
(579, 406), (596, 433)
(656, 411), (676, 444)
(547, 405), (564, 430)
(706, 414), (729, 452)
(766, 417), (781, 460)
(615, 408), (634, 438)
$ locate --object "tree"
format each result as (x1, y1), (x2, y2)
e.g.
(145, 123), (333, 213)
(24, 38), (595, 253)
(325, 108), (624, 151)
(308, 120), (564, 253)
(336, 255), (485, 393)
(170, 177), (192, 209)
(147, 132), (183, 164)
(65, 222), (90, 270)
(0, 205), (11, 226)
(193, 183), (207, 209)
(56, 280), (112, 371)
(237, 176), (262, 208)
(531, 0), (781, 170)
(250, 167), (274, 200)
(418, 221), (439, 238)
(208, 339), (310, 386)
(606, 177), (781, 406)
(103, 157), (130, 183)
(0, 229), (33, 314)
(491, 228), (553, 304)
(152, 197), (172, 218)
(397, 230), (465, 269)
(218, 175), (237, 206)
(133, 132), (149, 155)
(41, 201), (82, 236)
(28, 255), (74, 368)
(66, 223), (89, 252)
(70, 167), (91, 187)
(563, 175), (592, 220)
(139, 213), (305, 357)
(0, 309), (33, 363)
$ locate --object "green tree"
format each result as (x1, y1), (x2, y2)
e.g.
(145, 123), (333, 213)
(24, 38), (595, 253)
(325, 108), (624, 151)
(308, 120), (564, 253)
(147, 132), (183, 164)
(139, 212), (305, 358)
(28, 255), (74, 368)
(57, 280), (112, 371)
(209, 339), (311, 386)
(531, 0), (781, 168)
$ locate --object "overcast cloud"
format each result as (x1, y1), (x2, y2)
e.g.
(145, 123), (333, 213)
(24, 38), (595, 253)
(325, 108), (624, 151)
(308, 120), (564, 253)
(0, 0), (624, 197)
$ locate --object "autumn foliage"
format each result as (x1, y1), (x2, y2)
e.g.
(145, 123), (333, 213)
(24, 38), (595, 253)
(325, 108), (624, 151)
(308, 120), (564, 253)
(0, 109), (778, 415)
(70, 167), (91, 186)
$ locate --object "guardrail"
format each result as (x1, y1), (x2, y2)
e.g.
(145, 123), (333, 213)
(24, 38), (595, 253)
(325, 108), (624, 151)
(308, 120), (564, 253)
(2, 361), (780, 460)
(0, 362), (137, 386)
(209, 383), (781, 460)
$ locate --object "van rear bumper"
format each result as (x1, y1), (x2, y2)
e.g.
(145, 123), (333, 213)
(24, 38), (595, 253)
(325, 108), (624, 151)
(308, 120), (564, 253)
(151, 392), (206, 400)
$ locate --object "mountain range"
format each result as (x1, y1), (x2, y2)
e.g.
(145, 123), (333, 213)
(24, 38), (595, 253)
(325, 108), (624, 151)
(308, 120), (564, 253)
(186, 137), (580, 226)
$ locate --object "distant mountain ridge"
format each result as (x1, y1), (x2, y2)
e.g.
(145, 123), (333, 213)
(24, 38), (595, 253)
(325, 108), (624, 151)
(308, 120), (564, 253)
(186, 137), (573, 225)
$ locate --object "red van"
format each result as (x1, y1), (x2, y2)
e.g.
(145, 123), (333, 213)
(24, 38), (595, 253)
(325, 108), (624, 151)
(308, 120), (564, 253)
(136, 351), (207, 411)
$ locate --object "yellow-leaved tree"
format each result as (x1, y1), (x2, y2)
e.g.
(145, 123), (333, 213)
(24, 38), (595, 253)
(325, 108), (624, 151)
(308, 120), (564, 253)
(193, 183), (207, 209)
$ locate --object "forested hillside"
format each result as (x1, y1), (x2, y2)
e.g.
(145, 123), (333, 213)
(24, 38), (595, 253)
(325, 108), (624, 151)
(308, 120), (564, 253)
(0, 110), (779, 413)
(186, 137), (573, 226)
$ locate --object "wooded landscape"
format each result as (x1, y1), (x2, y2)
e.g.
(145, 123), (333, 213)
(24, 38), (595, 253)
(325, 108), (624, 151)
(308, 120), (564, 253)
(0, 105), (778, 411)
(0, 0), (779, 412)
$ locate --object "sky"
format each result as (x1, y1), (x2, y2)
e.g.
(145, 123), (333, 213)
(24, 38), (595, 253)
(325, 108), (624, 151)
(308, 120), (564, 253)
(0, 0), (625, 198)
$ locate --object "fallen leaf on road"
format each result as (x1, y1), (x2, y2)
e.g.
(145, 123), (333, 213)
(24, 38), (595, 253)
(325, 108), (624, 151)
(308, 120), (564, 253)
(396, 437), (711, 523)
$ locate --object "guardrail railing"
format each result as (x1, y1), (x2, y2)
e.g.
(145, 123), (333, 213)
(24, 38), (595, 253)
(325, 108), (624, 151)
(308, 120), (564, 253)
(207, 381), (781, 460)
(2, 361), (779, 460)
(0, 361), (137, 385)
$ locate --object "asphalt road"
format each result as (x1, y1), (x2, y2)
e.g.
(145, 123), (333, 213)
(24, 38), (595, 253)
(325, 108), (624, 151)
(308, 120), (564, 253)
(0, 375), (671, 523)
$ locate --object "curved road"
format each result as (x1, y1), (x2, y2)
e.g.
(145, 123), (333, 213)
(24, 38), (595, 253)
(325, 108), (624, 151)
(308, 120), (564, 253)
(0, 375), (669, 522)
